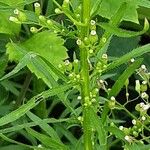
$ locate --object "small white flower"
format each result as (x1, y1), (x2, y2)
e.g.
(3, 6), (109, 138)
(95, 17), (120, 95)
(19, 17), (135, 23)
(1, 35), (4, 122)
(90, 30), (96, 36)
(111, 96), (115, 101)
(130, 58), (135, 63)
(34, 2), (41, 7)
(76, 39), (82, 45)
(38, 144), (42, 148)
(141, 65), (146, 70)
(142, 81), (147, 85)
(90, 20), (96, 26)
(124, 135), (133, 143)
(132, 119), (136, 125)
(143, 104), (150, 111)
(119, 126), (124, 130)
(141, 92), (148, 99)
(9, 16), (19, 22)
(74, 59), (79, 63)
(102, 54), (108, 59)
(64, 60), (70, 66)
(14, 9), (19, 15)
(141, 116), (146, 121)
(77, 96), (82, 100)
(140, 102), (145, 107)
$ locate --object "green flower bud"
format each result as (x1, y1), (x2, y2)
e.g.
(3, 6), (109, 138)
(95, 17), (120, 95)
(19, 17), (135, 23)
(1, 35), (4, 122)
(55, 8), (62, 14)
(135, 80), (140, 94)
(140, 81), (147, 92)
(89, 30), (98, 44)
(30, 27), (38, 33)
(34, 2), (41, 15)
(108, 96), (116, 109)
(62, 0), (70, 9)
(9, 16), (20, 23)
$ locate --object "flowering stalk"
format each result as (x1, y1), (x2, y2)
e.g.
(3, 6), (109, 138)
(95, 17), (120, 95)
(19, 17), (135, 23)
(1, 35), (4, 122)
(79, 0), (93, 150)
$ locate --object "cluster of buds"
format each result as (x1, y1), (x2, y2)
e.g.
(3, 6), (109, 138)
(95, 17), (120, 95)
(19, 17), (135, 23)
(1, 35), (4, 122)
(135, 80), (148, 94)
(69, 72), (81, 83)
(95, 54), (108, 73)
(108, 96), (116, 109)
(89, 20), (98, 45)
(58, 60), (73, 73)
(89, 88), (99, 103)
(135, 102), (150, 115)
(9, 8), (27, 23)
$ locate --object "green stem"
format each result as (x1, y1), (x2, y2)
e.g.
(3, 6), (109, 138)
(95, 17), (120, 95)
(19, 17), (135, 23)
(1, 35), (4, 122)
(80, 0), (93, 150)
(15, 71), (32, 109)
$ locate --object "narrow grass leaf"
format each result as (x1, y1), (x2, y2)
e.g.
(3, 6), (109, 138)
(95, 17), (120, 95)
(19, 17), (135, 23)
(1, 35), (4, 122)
(27, 111), (61, 142)
(109, 59), (143, 98)
(0, 83), (73, 127)
(0, 134), (43, 150)
(97, 18), (149, 37)
(54, 124), (78, 145)
(27, 128), (68, 150)
(0, 118), (70, 134)
(105, 44), (150, 72)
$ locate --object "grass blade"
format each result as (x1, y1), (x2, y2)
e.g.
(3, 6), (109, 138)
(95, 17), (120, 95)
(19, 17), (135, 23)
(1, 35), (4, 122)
(0, 83), (73, 127)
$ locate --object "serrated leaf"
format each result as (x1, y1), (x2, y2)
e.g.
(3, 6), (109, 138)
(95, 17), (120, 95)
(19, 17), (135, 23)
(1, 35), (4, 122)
(22, 31), (67, 67)
(89, 106), (107, 148)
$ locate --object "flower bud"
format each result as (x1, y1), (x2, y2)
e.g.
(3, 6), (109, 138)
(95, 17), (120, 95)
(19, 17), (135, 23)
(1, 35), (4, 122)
(55, 8), (62, 14)
(30, 27), (38, 33)
(34, 2), (41, 15)
(135, 80), (140, 94)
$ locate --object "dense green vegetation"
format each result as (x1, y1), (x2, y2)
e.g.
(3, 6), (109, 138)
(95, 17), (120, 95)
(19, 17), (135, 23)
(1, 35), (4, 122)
(0, 0), (150, 149)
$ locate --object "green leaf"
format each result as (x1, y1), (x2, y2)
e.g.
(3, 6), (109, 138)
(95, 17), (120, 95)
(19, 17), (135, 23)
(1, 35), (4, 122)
(89, 106), (107, 148)
(95, 0), (150, 23)
(0, 145), (28, 150)
(109, 59), (143, 97)
(22, 31), (67, 67)
(0, 118), (70, 134)
(27, 111), (61, 142)
(0, 83), (73, 127)
(105, 44), (150, 72)
(105, 126), (125, 140)
(0, 54), (8, 77)
(97, 18), (149, 37)
(0, 134), (43, 150)
(27, 128), (68, 150)
(125, 143), (150, 150)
